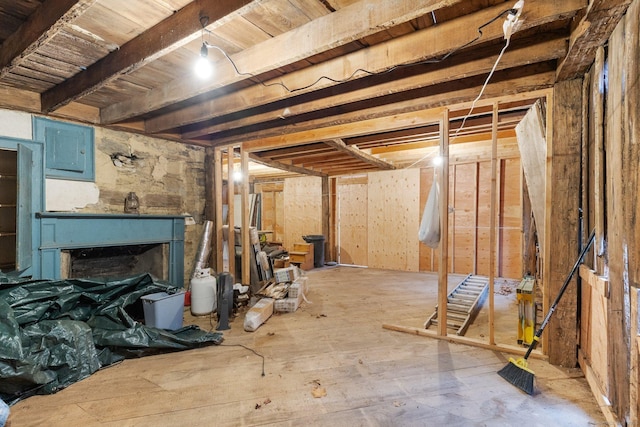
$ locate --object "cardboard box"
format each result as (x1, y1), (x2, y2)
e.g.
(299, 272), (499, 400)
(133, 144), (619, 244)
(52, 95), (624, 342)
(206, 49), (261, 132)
(274, 266), (300, 283)
(274, 291), (303, 313)
(288, 276), (308, 299)
(243, 298), (274, 332)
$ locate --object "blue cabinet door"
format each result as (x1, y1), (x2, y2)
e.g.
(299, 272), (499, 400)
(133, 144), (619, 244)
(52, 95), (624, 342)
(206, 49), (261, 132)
(33, 117), (95, 181)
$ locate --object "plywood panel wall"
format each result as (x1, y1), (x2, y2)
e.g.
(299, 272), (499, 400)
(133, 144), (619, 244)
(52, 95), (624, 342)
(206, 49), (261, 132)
(476, 161), (492, 276)
(418, 158), (523, 280)
(419, 168), (438, 271)
(499, 158), (523, 278)
(283, 176), (323, 251)
(452, 163), (477, 274)
(337, 175), (368, 266)
(367, 169), (420, 272)
(255, 182), (284, 243)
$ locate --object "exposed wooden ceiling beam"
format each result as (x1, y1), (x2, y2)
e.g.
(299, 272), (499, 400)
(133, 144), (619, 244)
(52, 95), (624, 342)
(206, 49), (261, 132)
(249, 153), (327, 177)
(324, 139), (396, 170)
(100, 0), (462, 125)
(180, 34), (564, 139)
(0, 0), (95, 80)
(556, 0), (632, 81)
(153, 0), (580, 135)
(368, 130), (516, 154)
(229, 66), (555, 152)
(261, 143), (334, 160)
(40, 0), (256, 113)
(212, 63), (554, 150)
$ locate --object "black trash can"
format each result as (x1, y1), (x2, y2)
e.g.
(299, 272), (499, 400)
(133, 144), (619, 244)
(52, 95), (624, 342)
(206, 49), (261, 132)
(303, 235), (325, 268)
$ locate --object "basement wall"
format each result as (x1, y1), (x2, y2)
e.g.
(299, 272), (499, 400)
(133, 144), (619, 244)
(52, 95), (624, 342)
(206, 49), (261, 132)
(0, 109), (206, 285)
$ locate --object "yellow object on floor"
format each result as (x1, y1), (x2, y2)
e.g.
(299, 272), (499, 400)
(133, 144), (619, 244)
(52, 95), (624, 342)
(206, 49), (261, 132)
(517, 276), (536, 346)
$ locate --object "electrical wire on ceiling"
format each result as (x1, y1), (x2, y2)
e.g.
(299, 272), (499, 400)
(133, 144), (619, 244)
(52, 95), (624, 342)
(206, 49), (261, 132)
(404, 0), (525, 170)
(197, 4), (521, 94)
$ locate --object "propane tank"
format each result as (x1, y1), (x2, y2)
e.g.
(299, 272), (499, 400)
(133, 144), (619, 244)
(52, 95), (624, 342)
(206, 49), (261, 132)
(190, 268), (217, 316)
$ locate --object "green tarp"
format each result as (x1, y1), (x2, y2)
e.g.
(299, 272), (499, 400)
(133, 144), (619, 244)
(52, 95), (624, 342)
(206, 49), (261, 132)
(0, 273), (223, 405)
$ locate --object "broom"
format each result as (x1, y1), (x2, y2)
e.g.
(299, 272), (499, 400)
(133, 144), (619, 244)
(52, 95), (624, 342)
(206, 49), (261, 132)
(498, 229), (595, 395)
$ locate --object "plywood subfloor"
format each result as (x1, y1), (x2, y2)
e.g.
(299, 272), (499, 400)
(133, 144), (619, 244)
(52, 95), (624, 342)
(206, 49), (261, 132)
(9, 267), (606, 426)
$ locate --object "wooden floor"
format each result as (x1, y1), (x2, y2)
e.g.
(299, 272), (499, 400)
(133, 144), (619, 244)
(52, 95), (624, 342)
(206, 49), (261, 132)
(10, 266), (607, 426)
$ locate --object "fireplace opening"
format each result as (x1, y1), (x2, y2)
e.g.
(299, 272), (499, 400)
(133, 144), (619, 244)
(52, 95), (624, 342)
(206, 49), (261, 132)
(62, 243), (168, 280)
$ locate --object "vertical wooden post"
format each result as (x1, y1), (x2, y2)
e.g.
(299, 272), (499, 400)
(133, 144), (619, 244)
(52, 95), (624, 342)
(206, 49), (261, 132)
(489, 102), (498, 345)
(322, 176), (330, 263)
(473, 162), (479, 275)
(592, 47), (606, 272)
(450, 165), (456, 273)
(329, 177), (337, 262)
(546, 79), (582, 367)
(214, 147), (223, 272)
(204, 147), (217, 267)
(437, 109), (449, 336)
(227, 147), (235, 277)
(241, 147), (250, 285)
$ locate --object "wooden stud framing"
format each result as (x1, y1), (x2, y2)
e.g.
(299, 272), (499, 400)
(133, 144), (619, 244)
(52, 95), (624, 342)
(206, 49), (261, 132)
(214, 147), (223, 272)
(489, 102), (498, 345)
(437, 110), (449, 336)
(241, 147), (250, 285)
(227, 148), (236, 277)
(472, 163), (479, 275)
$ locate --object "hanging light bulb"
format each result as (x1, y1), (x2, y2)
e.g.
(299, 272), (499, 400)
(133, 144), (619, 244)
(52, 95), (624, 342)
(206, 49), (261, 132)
(194, 42), (212, 79)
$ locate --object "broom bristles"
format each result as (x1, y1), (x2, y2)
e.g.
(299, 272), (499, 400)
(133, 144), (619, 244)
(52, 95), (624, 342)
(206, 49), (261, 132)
(498, 357), (535, 395)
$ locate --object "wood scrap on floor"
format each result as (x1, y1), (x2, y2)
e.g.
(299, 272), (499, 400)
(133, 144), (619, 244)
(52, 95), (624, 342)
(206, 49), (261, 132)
(243, 267), (309, 331)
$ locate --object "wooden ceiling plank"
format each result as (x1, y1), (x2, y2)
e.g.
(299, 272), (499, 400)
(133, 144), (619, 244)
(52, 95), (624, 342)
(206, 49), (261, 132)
(102, 0), (465, 124)
(556, 0), (632, 81)
(0, 0), (96, 80)
(40, 0), (257, 113)
(325, 138), (396, 170)
(230, 68), (555, 151)
(180, 35), (566, 139)
(249, 153), (327, 177)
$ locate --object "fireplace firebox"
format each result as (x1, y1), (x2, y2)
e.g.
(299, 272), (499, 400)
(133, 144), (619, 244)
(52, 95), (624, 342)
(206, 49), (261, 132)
(37, 212), (185, 287)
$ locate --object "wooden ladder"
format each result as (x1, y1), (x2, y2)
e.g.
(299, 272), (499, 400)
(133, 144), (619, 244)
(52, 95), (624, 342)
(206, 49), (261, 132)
(424, 274), (489, 336)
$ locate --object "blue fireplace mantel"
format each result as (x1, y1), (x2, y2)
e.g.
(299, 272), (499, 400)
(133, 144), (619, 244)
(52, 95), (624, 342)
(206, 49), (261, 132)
(36, 212), (185, 287)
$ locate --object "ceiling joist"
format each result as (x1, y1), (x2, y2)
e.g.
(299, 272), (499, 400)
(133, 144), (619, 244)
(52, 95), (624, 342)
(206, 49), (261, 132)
(156, 0), (582, 136)
(180, 34), (566, 139)
(248, 153), (327, 177)
(101, 0), (464, 125)
(324, 139), (396, 170)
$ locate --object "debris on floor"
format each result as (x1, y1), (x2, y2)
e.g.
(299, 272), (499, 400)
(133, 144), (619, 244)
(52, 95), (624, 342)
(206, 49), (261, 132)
(254, 398), (271, 409)
(311, 386), (327, 398)
(310, 380), (327, 398)
(243, 298), (274, 332)
(242, 268), (309, 331)
(0, 273), (223, 404)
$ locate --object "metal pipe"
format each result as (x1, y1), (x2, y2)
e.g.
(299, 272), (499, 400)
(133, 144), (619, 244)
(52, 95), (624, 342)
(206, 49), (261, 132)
(194, 220), (215, 273)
